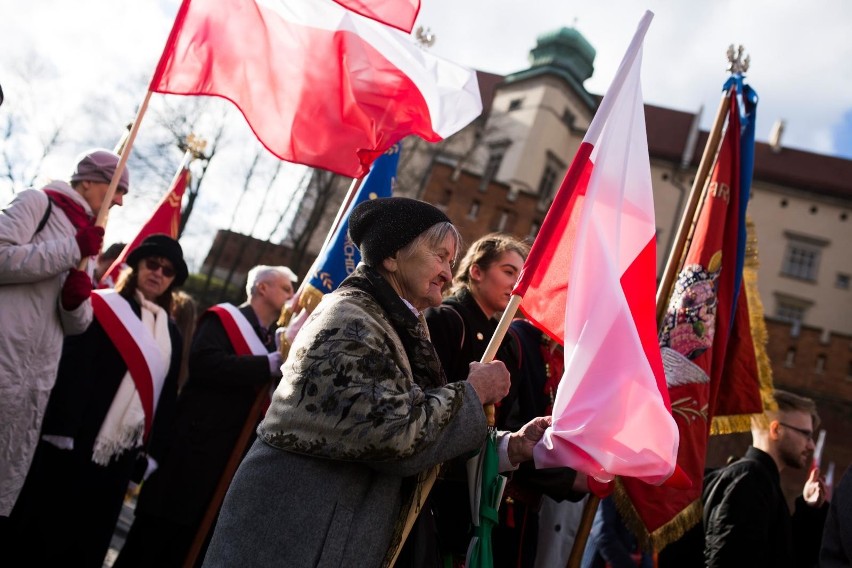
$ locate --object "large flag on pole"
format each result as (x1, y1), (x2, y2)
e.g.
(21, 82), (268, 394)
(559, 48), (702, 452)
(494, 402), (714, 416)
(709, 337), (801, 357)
(150, 0), (482, 178)
(512, 11), (679, 485)
(619, 78), (762, 549)
(299, 144), (399, 309)
(99, 160), (189, 287)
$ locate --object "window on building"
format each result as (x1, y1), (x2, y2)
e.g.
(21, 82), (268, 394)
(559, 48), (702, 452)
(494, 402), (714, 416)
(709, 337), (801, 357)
(774, 292), (812, 326)
(528, 220), (541, 239)
(508, 98), (523, 111)
(781, 232), (828, 281)
(836, 273), (850, 290)
(784, 347), (796, 368)
(439, 187), (453, 206)
(468, 200), (480, 220)
(815, 354), (827, 375)
(538, 153), (565, 205)
(480, 151), (504, 192)
(562, 108), (576, 128)
(491, 208), (516, 233)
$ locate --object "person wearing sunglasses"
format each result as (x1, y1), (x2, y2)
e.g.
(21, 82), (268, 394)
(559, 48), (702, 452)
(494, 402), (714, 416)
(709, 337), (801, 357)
(703, 389), (830, 568)
(7, 234), (188, 568)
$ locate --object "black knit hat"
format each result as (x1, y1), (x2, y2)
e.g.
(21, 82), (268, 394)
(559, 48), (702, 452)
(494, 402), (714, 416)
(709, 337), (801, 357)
(126, 234), (189, 286)
(348, 197), (450, 267)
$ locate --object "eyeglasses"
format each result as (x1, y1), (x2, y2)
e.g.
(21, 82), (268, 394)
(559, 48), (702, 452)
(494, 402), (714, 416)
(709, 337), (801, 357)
(778, 422), (814, 441)
(143, 258), (176, 278)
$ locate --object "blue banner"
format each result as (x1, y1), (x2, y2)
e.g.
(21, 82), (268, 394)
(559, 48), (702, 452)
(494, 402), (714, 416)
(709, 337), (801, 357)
(307, 144), (400, 293)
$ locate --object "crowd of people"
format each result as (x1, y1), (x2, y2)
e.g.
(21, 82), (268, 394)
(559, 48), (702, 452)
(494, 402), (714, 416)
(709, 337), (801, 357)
(0, 149), (848, 568)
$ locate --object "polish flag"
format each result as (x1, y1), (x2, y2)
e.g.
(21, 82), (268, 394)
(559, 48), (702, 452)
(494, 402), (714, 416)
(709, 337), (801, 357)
(331, 0), (420, 32)
(514, 11), (679, 484)
(99, 165), (188, 288)
(150, 0), (481, 178)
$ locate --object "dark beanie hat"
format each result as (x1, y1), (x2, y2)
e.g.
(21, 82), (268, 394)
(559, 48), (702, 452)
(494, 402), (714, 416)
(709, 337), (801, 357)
(69, 148), (130, 194)
(348, 197), (450, 267)
(126, 234), (189, 286)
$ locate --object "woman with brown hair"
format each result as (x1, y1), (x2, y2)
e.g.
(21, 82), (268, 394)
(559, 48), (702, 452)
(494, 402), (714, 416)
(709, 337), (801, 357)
(8, 234), (187, 568)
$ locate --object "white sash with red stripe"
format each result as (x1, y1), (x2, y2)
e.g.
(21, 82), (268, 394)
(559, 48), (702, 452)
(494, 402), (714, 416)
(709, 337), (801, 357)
(208, 304), (268, 356)
(91, 290), (169, 436)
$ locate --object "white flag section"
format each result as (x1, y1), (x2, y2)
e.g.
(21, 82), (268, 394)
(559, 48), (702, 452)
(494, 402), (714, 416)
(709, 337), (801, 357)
(531, 11), (679, 484)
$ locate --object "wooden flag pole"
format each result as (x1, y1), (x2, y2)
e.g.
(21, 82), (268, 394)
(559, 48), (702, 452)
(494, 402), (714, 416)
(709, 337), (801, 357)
(654, 90), (731, 325)
(387, 294), (522, 566)
(77, 90), (154, 271)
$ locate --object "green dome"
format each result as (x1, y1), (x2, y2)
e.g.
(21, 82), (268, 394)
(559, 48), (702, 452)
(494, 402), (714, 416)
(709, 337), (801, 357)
(528, 27), (596, 84)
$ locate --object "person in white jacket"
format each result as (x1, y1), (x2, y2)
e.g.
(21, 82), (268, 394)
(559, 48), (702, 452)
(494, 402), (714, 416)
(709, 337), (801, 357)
(0, 148), (128, 519)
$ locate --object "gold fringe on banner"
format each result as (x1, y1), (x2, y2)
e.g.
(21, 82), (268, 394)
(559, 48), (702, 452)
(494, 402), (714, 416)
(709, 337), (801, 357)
(614, 479), (703, 553)
(710, 216), (777, 435)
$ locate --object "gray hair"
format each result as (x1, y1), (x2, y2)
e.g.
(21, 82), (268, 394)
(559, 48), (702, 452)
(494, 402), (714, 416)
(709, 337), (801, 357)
(397, 221), (462, 265)
(246, 265), (298, 297)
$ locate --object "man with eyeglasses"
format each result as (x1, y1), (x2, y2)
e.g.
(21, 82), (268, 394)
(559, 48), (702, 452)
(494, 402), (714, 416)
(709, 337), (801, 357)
(704, 389), (829, 568)
(114, 265), (298, 568)
(0, 148), (129, 522)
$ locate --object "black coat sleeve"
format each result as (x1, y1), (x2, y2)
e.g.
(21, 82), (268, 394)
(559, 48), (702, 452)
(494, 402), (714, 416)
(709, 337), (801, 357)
(186, 312), (271, 388)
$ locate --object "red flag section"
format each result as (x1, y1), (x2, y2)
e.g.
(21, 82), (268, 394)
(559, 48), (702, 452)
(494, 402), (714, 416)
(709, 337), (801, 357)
(331, 0), (420, 32)
(150, 0), (482, 178)
(515, 12), (680, 486)
(619, 89), (763, 549)
(99, 168), (188, 288)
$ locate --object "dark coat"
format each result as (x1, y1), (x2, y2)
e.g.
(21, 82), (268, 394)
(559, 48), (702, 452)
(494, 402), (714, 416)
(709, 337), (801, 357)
(703, 446), (828, 568)
(820, 465), (852, 567)
(9, 295), (181, 568)
(115, 305), (274, 568)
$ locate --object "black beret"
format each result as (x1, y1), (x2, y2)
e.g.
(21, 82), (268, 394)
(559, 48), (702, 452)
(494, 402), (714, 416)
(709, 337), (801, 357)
(126, 234), (189, 286)
(348, 197), (450, 267)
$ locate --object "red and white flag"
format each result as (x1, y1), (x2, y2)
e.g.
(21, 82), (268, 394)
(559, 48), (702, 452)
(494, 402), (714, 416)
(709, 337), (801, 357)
(150, 0), (481, 178)
(331, 0), (420, 32)
(514, 11), (679, 484)
(99, 165), (188, 288)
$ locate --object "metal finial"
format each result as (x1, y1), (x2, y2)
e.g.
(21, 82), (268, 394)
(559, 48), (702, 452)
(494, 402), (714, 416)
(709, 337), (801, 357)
(726, 44), (750, 74)
(415, 25), (436, 48)
(185, 133), (208, 158)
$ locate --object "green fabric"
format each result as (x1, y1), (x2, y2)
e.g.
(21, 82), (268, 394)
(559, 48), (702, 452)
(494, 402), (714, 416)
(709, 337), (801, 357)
(467, 430), (501, 568)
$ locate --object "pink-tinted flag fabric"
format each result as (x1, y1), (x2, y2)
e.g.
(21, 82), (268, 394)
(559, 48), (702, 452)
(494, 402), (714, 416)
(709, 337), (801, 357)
(331, 0), (420, 32)
(151, 0), (481, 178)
(515, 11), (678, 485)
(99, 167), (188, 288)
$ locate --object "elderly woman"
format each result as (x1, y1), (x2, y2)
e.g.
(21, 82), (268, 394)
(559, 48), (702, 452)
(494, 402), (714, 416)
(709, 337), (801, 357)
(8, 234), (187, 568)
(202, 198), (547, 568)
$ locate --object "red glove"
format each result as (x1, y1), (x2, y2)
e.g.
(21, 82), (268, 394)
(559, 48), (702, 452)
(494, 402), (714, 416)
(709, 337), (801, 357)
(75, 226), (104, 257)
(61, 269), (93, 310)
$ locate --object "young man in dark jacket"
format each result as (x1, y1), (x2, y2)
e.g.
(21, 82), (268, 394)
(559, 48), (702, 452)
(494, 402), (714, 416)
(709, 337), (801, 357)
(703, 389), (829, 567)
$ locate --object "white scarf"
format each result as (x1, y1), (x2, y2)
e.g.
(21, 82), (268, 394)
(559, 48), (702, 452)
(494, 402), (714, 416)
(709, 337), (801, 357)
(92, 291), (172, 466)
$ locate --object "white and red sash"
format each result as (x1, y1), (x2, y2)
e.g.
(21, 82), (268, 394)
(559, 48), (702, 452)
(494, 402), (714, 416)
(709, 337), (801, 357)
(91, 290), (169, 437)
(208, 304), (268, 356)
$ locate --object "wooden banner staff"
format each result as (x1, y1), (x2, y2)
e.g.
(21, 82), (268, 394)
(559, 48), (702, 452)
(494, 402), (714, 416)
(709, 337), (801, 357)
(77, 90), (154, 271)
(185, 174), (362, 568)
(654, 89), (732, 325)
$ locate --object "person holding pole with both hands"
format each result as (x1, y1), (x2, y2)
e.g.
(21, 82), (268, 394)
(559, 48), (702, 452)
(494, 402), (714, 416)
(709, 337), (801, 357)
(202, 198), (550, 568)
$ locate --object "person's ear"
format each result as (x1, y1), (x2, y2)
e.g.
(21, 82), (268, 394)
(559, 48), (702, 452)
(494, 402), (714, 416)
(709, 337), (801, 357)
(382, 254), (399, 273)
(769, 419), (782, 440)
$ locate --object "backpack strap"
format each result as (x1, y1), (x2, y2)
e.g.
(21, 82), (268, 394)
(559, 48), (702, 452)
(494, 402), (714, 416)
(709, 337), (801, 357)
(34, 193), (53, 237)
